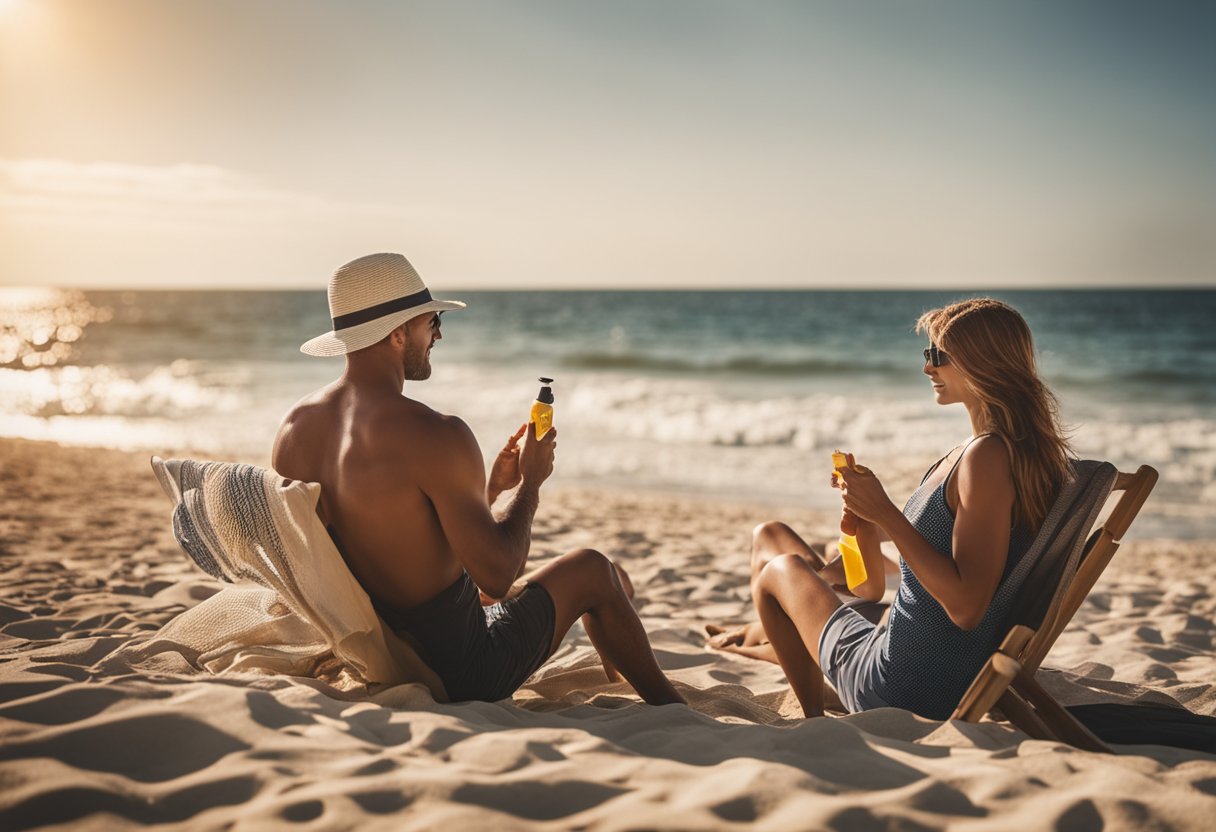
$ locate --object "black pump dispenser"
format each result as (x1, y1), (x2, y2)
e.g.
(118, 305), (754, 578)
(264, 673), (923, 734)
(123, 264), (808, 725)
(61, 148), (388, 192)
(536, 377), (555, 404)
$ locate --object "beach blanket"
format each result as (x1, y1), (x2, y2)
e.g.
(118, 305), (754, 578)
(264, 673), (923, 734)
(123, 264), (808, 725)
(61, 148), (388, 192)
(108, 457), (447, 699)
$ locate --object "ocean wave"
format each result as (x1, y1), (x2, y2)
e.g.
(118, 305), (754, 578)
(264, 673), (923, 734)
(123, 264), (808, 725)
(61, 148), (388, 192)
(557, 351), (904, 378)
(430, 370), (963, 455)
(1050, 367), (1216, 395)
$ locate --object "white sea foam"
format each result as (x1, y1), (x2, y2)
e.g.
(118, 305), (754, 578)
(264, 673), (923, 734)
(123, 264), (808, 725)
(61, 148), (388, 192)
(0, 362), (246, 419)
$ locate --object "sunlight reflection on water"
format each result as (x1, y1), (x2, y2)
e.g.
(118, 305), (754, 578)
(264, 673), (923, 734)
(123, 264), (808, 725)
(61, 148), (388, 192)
(0, 287), (112, 368)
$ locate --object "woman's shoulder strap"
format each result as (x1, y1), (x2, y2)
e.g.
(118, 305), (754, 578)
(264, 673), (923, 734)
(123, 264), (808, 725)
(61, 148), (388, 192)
(944, 432), (998, 483)
(919, 443), (962, 486)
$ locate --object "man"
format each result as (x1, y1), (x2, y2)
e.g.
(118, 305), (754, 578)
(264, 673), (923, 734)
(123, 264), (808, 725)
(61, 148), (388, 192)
(272, 253), (683, 705)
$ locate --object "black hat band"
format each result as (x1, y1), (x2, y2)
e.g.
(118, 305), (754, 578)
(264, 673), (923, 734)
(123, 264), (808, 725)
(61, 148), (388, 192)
(332, 288), (434, 331)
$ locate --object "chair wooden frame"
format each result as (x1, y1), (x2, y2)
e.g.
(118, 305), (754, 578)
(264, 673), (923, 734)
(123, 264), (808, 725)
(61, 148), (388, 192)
(951, 465), (1159, 752)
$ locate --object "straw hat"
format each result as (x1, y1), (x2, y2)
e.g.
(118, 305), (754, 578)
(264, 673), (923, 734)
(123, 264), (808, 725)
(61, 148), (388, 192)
(300, 253), (466, 356)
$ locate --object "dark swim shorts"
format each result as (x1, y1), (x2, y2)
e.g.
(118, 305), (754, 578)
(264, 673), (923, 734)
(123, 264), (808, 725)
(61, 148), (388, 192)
(373, 572), (557, 702)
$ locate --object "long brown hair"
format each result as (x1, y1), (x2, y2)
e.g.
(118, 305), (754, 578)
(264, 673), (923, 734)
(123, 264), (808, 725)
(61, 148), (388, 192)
(917, 298), (1072, 532)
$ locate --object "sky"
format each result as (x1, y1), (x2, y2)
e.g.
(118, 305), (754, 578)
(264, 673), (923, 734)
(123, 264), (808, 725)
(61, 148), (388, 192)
(0, 0), (1213, 290)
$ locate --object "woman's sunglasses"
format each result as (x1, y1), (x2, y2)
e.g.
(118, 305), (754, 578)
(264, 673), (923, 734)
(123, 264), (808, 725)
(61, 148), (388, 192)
(922, 344), (949, 367)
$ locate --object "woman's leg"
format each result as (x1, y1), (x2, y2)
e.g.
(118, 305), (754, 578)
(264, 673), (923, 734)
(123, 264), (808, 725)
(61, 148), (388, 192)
(751, 521), (829, 574)
(752, 553), (843, 717)
(707, 521), (827, 652)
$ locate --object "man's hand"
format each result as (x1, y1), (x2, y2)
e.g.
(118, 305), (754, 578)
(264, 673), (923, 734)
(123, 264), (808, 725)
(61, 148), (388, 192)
(519, 422), (556, 488)
(487, 424), (527, 504)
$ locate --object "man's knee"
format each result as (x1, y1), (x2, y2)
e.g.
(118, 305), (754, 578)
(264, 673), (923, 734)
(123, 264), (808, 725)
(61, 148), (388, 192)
(548, 548), (622, 610)
(561, 547), (618, 586)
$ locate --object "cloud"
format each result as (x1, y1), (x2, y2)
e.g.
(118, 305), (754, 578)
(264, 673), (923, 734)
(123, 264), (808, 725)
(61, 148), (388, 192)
(0, 157), (407, 232)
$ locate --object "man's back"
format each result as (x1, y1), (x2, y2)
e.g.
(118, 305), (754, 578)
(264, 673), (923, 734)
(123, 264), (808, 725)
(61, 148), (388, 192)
(271, 381), (463, 609)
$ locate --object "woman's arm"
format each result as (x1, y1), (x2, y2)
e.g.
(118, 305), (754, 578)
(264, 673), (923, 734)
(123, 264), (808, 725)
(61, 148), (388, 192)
(838, 438), (1015, 629)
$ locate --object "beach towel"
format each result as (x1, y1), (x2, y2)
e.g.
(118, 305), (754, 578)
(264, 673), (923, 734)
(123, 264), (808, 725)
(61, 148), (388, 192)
(108, 458), (447, 699)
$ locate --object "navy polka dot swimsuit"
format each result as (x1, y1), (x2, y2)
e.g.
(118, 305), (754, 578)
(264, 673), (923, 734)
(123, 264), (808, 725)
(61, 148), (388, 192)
(862, 438), (1033, 719)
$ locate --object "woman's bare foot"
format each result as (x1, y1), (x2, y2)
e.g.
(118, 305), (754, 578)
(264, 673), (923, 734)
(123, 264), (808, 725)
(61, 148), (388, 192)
(714, 641), (780, 663)
(705, 623), (749, 649)
(705, 621), (770, 649)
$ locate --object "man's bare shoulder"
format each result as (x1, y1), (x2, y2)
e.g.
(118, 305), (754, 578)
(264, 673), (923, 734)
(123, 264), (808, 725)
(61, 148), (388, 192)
(276, 384), (339, 432)
(370, 397), (479, 460)
(270, 387), (329, 475)
(355, 399), (484, 499)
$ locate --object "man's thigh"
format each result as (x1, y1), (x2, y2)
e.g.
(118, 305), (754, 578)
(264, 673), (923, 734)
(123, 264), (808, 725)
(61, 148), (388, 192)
(466, 581), (558, 700)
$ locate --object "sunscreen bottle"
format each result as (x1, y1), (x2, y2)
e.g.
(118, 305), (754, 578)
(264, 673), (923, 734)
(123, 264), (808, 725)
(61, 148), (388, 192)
(832, 450), (867, 591)
(530, 377), (555, 440)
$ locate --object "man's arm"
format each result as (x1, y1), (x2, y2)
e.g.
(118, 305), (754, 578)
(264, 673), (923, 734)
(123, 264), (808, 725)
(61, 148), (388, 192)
(420, 416), (554, 599)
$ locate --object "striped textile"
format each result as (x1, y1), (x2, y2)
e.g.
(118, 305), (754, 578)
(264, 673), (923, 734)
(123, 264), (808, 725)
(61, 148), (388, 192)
(111, 457), (447, 699)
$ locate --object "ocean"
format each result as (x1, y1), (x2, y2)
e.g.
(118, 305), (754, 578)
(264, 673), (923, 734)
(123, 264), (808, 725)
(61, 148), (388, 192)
(2, 287), (1213, 539)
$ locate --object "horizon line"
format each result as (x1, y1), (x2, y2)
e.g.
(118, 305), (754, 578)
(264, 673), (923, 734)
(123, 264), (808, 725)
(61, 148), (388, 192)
(3, 283), (1214, 293)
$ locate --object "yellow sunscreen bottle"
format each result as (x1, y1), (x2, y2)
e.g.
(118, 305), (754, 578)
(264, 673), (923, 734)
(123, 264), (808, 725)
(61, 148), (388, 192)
(838, 534), (866, 592)
(832, 449), (867, 591)
(530, 377), (555, 439)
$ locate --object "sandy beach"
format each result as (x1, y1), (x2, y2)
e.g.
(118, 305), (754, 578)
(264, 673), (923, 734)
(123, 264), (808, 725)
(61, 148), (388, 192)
(2, 436), (1215, 830)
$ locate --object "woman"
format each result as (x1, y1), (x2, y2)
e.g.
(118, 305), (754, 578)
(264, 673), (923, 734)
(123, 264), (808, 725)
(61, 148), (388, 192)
(716, 298), (1071, 719)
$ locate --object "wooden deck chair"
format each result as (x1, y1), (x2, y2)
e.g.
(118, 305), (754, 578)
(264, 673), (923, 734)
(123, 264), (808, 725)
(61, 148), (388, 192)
(951, 462), (1159, 752)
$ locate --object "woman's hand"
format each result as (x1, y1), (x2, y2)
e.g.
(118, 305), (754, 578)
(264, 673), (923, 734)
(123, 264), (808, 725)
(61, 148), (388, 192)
(487, 424), (528, 501)
(836, 454), (900, 529)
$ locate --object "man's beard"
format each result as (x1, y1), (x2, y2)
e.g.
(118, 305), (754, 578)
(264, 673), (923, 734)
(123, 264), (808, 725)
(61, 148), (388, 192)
(403, 341), (432, 381)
